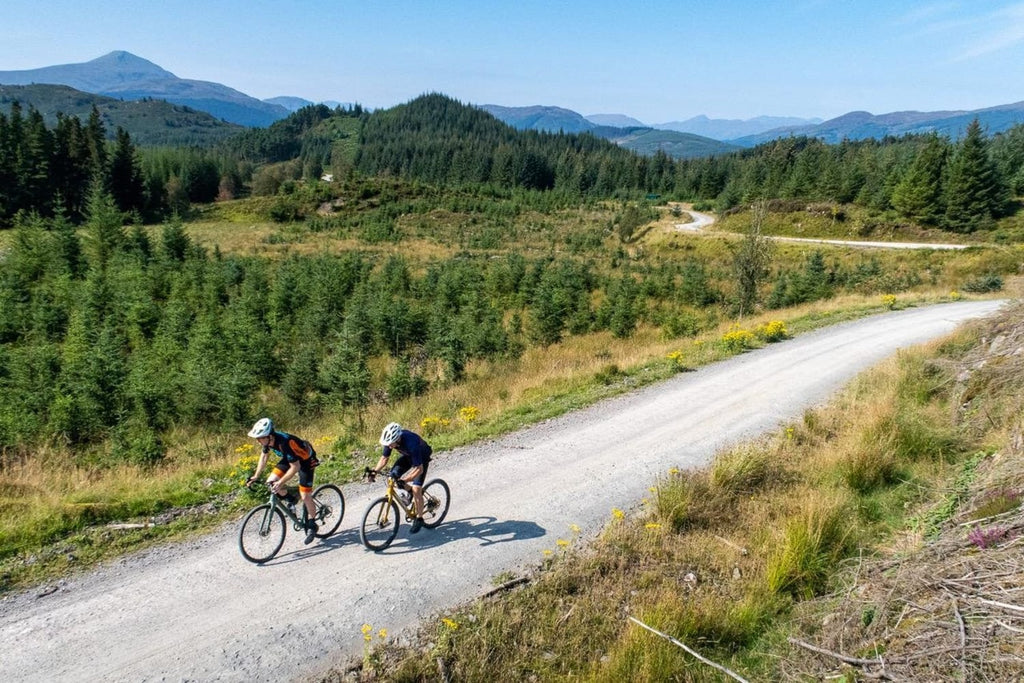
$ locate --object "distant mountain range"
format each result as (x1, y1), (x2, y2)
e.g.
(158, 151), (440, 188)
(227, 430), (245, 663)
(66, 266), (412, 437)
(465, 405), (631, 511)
(264, 96), (349, 113)
(730, 103), (1024, 145)
(482, 99), (1024, 151)
(478, 104), (741, 159)
(652, 114), (823, 140)
(3, 51), (1024, 156)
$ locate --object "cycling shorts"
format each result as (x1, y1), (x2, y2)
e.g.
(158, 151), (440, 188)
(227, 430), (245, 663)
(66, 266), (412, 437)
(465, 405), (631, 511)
(390, 455), (429, 486)
(272, 456), (316, 492)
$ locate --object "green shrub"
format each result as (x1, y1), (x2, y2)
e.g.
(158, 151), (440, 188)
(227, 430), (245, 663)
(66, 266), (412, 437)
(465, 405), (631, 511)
(766, 499), (851, 598)
(962, 274), (1004, 293)
(841, 447), (903, 494)
(710, 445), (774, 493)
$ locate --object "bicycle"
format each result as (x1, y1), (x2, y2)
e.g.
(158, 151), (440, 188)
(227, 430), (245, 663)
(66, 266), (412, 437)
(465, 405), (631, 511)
(359, 468), (450, 551)
(238, 481), (345, 563)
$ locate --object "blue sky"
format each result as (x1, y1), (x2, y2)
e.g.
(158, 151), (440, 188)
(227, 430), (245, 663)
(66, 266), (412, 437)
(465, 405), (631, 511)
(3, 1), (1024, 124)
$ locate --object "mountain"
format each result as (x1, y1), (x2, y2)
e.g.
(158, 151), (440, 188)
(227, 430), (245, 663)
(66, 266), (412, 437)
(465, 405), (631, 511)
(586, 113), (647, 128)
(731, 102), (1024, 146)
(594, 126), (740, 159)
(654, 114), (822, 141)
(264, 96), (353, 113)
(480, 104), (737, 158)
(263, 96), (314, 112)
(479, 104), (596, 133)
(0, 51), (290, 127)
(0, 83), (243, 146)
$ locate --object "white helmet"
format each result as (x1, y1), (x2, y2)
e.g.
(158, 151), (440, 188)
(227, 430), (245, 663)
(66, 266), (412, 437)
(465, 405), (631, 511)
(248, 417), (273, 438)
(379, 422), (402, 446)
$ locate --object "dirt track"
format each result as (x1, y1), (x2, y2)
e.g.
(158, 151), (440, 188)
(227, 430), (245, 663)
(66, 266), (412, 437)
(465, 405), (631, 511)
(0, 300), (1005, 682)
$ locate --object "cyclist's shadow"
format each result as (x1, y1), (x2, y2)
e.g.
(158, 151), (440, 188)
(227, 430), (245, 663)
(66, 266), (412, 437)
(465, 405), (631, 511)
(376, 516), (546, 554)
(254, 517), (546, 563)
(262, 527), (363, 565)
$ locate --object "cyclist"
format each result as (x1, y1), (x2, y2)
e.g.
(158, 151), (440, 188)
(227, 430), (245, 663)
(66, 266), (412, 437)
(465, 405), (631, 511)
(368, 422), (433, 533)
(245, 418), (321, 544)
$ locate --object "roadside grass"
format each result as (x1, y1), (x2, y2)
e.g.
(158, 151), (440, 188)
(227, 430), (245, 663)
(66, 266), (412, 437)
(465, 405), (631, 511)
(710, 202), (1024, 245)
(350, 317), (1002, 682)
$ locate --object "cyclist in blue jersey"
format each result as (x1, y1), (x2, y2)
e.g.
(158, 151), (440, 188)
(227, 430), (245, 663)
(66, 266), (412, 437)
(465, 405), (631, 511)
(368, 422), (433, 533)
(245, 418), (321, 544)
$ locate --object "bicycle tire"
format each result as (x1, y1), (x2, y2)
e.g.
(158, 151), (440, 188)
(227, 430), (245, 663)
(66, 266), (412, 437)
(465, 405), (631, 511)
(312, 483), (345, 537)
(238, 504), (286, 563)
(360, 497), (399, 551)
(420, 478), (451, 529)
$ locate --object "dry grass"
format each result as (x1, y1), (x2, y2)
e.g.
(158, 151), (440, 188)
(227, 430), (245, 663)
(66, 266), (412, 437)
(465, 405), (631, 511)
(329, 300), (1024, 682)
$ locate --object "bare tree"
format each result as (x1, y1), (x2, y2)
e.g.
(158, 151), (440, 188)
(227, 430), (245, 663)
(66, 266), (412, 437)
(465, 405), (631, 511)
(733, 199), (774, 317)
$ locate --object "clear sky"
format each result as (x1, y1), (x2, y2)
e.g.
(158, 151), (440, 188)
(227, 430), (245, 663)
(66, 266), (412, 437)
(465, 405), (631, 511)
(3, 1), (1024, 124)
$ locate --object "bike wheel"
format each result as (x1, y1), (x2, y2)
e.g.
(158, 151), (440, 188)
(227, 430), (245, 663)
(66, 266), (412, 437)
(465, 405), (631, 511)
(420, 479), (451, 529)
(312, 483), (345, 537)
(360, 497), (399, 551)
(238, 504), (286, 563)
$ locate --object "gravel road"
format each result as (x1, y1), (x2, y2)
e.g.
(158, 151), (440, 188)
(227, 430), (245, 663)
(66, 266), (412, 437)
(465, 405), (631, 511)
(0, 300), (1005, 682)
(675, 208), (968, 250)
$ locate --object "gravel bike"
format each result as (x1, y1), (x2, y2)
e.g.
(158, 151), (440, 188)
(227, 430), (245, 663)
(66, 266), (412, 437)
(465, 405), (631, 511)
(359, 468), (450, 551)
(238, 482), (345, 563)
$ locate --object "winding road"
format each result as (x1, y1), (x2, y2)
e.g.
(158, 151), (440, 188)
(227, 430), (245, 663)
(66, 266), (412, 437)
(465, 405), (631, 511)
(675, 208), (969, 250)
(0, 300), (1005, 682)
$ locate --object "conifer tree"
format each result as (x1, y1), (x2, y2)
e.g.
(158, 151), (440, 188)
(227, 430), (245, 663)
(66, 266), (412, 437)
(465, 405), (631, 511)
(943, 119), (1005, 232)
(891, 134), (948, 225)
(82, 182), (125, 271)
(109, 127), (146, 214)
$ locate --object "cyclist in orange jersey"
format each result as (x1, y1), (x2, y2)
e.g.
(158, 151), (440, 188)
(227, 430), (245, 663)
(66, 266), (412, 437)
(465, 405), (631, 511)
(246, 418), (321, 544)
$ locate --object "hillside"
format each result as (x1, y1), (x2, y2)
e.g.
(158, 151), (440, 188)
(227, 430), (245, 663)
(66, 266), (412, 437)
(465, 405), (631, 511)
(0, 83), (242, 146)
(0, 51), (289, 127)
(480, 103), (596, 133)
(602, 126), (742, 159)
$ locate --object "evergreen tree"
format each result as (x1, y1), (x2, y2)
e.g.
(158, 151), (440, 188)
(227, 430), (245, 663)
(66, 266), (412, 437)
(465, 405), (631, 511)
(319, 330), (370, 408)
(890, 134), (948, 225)
(943, 119), (1005, 233)
(82, 182), (125, 271)
(109, 127), (146, 214)
(85, 106), (108, 182)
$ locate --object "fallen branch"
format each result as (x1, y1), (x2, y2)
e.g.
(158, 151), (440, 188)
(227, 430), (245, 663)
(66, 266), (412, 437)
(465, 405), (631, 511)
(996, 619), (1024, 634)
(629, 616), (750, 683)
(712, 534), (748, 555)
(787, 637), (891, 675)
(957, 508), (1020, 527)
(106, 522), (156, 530)
(979, 597), (1024, 614)
(436, 656), (451, 683)
(952, 599), (967, 682)
(481, 576), (529, 598)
